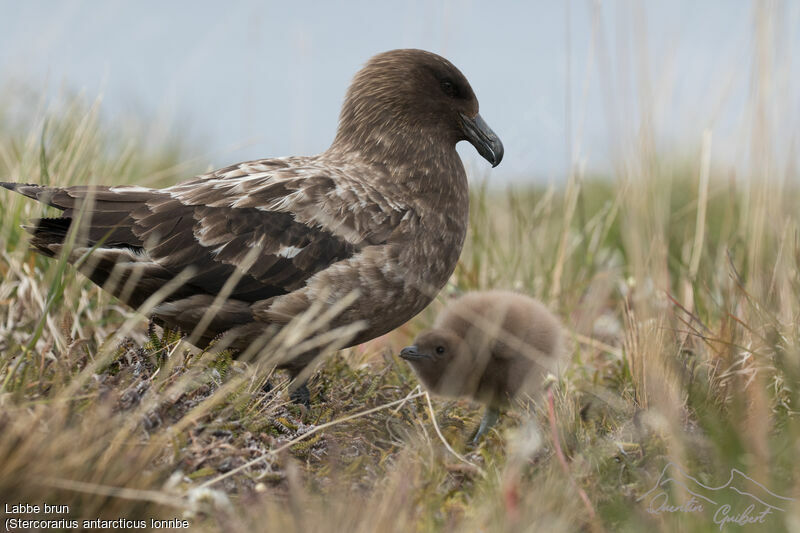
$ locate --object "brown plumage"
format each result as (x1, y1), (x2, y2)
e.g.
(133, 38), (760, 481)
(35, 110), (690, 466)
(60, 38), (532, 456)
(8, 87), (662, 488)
(1, 49), (503, 400)
(400, 290), (566, 442)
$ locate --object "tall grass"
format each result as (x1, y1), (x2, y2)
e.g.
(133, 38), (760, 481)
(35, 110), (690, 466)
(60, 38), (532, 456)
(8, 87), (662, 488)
(2, 21), (800, 533)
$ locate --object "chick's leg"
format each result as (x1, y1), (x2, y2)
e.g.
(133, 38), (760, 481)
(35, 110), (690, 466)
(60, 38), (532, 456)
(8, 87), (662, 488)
(469, 406), (500, 445)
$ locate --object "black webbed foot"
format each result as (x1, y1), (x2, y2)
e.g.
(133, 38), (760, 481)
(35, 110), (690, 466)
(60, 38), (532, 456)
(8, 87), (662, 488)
(289, 381), (311, 408)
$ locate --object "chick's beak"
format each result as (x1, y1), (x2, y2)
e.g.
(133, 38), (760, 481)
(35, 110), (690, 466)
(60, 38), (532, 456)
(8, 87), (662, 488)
(400, 345), (422, 360)
(460, 113), (504, 167)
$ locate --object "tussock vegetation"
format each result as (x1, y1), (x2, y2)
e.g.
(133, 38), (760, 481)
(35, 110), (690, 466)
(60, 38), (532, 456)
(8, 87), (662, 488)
(2, 68), (800, 532)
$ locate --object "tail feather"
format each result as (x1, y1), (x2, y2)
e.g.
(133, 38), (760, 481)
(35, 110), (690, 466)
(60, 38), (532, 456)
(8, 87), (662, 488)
(3, 182), (148, 248)
(1, 182), (69, 209)
(21, 217), (72, 257)
(26, 217), (71, 238)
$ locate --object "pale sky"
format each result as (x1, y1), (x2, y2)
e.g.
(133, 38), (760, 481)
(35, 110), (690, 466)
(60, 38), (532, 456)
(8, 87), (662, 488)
(1, 1), (798, 183)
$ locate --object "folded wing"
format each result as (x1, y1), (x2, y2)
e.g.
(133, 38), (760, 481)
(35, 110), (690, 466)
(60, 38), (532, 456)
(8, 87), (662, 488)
(2, 158), (405, 341)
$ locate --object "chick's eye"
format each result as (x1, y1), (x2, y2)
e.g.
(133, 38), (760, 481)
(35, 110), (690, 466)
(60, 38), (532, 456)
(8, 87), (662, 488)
(435, 346), (445, 354)
(440, 79), (457, 98)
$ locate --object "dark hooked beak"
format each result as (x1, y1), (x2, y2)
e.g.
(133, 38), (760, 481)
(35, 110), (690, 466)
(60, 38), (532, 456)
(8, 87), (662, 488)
(460, 113), (504, 168)
(400, 345), (424, 361)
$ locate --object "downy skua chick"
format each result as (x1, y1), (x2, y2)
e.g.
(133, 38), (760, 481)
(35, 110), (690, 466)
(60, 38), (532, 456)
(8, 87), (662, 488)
(401, 290), (566, 443)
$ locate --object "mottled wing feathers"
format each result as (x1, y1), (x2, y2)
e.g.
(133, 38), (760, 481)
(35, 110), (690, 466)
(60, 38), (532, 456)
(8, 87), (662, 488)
(170, 159), (408, 246)
(131, 197), (358, 301)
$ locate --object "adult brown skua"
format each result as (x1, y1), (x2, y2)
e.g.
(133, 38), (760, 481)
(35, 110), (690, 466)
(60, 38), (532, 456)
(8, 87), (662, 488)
(2, 49), (503, 404)
(400, 290), (566, 444)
